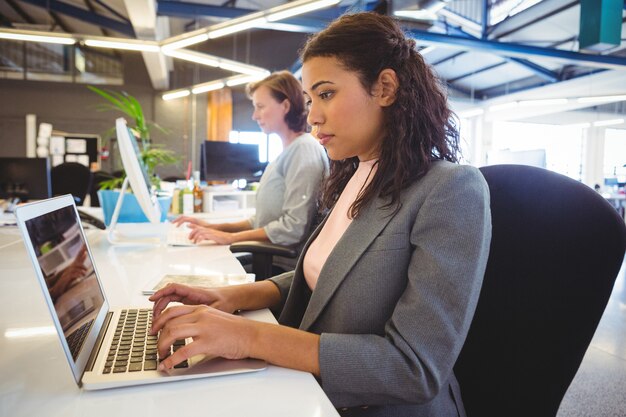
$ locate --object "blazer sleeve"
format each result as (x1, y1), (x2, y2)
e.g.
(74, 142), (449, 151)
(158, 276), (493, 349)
(317, 166), (492, 407)
(268, 270), (295, 312)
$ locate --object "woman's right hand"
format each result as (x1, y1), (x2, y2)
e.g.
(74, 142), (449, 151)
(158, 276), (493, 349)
(171, 215), (211, 228)
(149, 283), (241, 321)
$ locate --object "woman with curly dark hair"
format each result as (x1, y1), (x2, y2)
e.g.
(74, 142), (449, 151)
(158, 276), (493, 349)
(151, 12), (491, 417)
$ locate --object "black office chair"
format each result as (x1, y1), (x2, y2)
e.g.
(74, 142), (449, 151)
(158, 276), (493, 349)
(454, 164), (626, 417)
(88, 170), (116, 207)
(51, 162), (93, 206)
(229, 241), (298, 280)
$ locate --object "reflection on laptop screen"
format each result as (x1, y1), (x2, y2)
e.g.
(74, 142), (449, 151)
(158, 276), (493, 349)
(25, 205), (105, 360)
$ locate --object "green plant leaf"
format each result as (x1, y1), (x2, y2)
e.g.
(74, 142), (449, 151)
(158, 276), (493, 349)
(88, 86), (135, 119)
(88, 85), (176, 190)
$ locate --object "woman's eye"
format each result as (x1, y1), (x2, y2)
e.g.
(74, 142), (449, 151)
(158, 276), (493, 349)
(319, 91), (333, 100)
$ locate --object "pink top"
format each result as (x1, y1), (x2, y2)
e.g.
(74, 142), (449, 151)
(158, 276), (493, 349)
(303, 159), (378, 290)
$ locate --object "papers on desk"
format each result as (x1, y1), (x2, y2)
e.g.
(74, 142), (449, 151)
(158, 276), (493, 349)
(142, 273), (254, 295)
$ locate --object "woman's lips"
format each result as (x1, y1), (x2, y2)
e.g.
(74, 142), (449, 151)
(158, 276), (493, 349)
(317, 133), (333, 146)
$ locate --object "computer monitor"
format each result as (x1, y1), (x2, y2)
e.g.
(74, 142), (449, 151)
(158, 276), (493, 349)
(114, 117), (161, 224)
(200, 141), (267, 182)
(0, 157), (52, 202)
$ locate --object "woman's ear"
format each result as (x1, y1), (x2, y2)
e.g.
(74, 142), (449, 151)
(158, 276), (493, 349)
(282, 99), (291, 115)
(373, 69), (399, 107)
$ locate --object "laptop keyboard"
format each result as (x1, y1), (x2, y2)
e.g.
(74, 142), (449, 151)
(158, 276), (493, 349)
(103, 308), (188, 374)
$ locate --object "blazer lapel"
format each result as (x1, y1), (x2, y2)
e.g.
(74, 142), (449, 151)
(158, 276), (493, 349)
(300, 197), (396, 330)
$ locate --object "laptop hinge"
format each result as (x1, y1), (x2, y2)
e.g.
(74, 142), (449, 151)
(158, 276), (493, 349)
(84, 311), (113, 375)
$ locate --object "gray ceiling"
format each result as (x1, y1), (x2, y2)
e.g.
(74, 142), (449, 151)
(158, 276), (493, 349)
(1, 0), (625, 125)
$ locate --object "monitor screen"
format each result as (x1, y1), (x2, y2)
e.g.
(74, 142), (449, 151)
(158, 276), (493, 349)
(115, 118), (161, 223)
(200, 141), (267, 182)
(0, 157), (52, 201)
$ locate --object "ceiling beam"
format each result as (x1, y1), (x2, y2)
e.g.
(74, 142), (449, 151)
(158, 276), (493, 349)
(92, 0), (130, 24)
(157, 1), (253, 19)
(408, 29), (626, 70)
(429, 20), (559, 82)
(49, 10), (72, 33)
(18, 0), (135, 37)
(156, 0), (379, 32)
(488, 0), (578, 40)
(123, 0), (169, 90)
(84, 0), (111, 36)
(6, 0), (36, 24)
(0, 11), (14, 28)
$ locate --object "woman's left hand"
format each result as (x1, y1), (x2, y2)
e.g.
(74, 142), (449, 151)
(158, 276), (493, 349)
(151, 305), (255, 370)
(188, 224), (235, 245)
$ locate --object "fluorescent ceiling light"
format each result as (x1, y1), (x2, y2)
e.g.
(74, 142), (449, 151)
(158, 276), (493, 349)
(162, 72), (269, 99)
(576, 95), (626, 104)
(489, 102), (518, 112)
(161, 33), (210, 51)
(162, 49), (219, 67)
(208, 16), (267, 39)
(162, 49), (267, 77)
(218, 61), (268, 76)
(162, 90), (190, 101)
(192, 82), (225, 95)
(518, 98), (569, 107)
(266, 0), (341, 22)
(226, 73), (267, 87)
(161, 0), (340, 48)
(593, 118), (625, 127)
(84, 39), (160, 52)
(0, 29), (75, 45)
(394, 10), (439, 21)
(458, 108), (484, 118)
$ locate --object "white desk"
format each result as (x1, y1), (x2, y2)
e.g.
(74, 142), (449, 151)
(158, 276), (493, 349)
(0, 226), (339, 417)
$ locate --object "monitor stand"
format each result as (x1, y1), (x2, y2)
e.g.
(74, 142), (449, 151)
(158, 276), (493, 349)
(107, 177), (163, 246)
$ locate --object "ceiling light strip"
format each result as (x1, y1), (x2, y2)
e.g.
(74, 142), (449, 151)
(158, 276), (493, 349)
(0, 29), (75, 45)
(83, 39), (160, 52)
(162, 73), (268, 100)
(161, 0), (340, 49)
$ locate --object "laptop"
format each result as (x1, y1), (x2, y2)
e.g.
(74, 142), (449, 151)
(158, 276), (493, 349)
(15, 194), (265, 390)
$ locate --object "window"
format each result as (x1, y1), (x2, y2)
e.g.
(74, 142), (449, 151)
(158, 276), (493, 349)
(604, 128), (626, 178)
(491, 121), (584, 181)
(228, 131), (283, 163)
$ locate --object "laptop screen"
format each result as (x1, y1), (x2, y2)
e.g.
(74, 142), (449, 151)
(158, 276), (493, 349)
(24, 204), (105, 361)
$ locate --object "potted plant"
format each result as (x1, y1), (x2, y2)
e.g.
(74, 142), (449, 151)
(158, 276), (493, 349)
(88, 86), (179, 225)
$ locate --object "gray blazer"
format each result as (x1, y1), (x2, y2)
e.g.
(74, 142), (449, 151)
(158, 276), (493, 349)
(270, 161), (492, 417)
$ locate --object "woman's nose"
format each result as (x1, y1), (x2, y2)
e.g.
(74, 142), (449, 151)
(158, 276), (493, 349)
(307, 104), (321, 127)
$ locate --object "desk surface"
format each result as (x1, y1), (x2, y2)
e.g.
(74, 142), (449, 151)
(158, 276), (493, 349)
(0, 226), (338, 417)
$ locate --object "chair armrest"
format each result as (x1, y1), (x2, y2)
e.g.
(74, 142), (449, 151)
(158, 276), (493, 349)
(229, 241), (298, 281)
(229, 241), (298, 258)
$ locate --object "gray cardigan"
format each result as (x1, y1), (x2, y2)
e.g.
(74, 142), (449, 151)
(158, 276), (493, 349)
(249, 133), (328, 250)
(270, 161), (492, 417)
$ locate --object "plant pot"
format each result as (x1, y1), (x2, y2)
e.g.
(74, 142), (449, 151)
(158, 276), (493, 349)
(97, 189), (171, 226)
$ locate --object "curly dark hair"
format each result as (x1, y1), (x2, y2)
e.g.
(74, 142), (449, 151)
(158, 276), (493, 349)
(300, 12), (460, 218)
(246, 70), (308, 133)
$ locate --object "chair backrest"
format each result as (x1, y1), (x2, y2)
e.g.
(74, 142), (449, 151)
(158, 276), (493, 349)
(454, 164), (626, 417)
(88, 170), (116, 207)
(51, 162), (93, 206)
